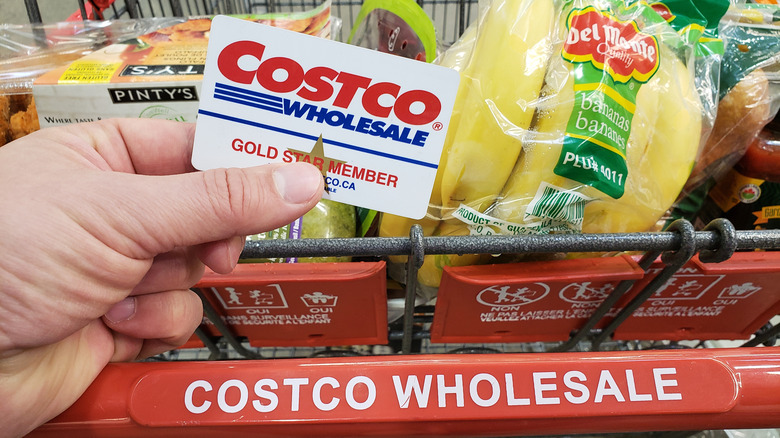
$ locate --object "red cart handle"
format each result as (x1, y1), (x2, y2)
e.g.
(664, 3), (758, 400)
(31, 347), (780, 436)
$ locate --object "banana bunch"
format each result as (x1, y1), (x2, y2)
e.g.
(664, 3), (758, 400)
(379, 0), (558, 297)
(377, 21), (476, 261)
(493, 44), (702, 235)
(381, 0), (704, 295)
(438, 0), (558, 218)
(419, 0), (560, 295)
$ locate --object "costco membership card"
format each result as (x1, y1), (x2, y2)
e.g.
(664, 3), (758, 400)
(192, 15), (460, 219)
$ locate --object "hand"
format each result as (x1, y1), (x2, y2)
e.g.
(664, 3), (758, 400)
(0, 119), (324, 437)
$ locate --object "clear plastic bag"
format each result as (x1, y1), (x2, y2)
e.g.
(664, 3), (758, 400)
(380, 0), (727, 298)
(347, 0), (437, 62)
(0, 18), (185, 146)
(669, 3), (780, 225)
(244, 199), (357, 264)
(0, 18), (186, 91)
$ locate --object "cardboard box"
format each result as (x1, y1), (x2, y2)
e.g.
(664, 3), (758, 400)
(33, 5), (332, 127)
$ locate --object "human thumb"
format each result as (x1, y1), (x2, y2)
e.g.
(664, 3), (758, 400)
(106, 161), (324, 258)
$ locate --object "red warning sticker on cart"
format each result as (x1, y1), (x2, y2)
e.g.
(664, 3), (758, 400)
(431, 255), (644, 343)
(614, 252), (780, 341)
(191, 15), (460, 219)
(195, 262), (388, 347)
(127, 354), (738, 426)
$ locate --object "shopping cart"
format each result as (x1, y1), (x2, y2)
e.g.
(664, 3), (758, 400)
(23, 0), (479, 43)
(29, 222), (780, 436)
(13, 0), (780, 436)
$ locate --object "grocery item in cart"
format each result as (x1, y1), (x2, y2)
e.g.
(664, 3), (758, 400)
(691, 68), (774, 185)
(347, 0), (437, 62)
(381, 0), (725, 296)
(244, 198), (357, 263)
(0, 93), (39, 146)
(34, 18), (210, 127)
(668, 4), (780, 225)
(0, 18), (186, 145)
(451, 0), (715, 234)
(696, 125), (780, 230)
(32, 3), (333, 128)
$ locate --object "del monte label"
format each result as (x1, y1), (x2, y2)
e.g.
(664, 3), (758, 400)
(553, 4), (661, 201)
(562, 6), (660, 84)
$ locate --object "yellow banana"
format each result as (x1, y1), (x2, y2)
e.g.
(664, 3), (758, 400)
(410, 0), (558, 292)
(489, 14), (577, 224)
(493, 12), (701, 236)
(379, 23), (478, 269)
(438, 0), (557, 219)
(581, 48), (701, 234)
(416, 222), (491, 295)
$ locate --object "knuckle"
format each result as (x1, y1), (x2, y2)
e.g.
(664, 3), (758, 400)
(171, 257), (204, 290)
(166, 292), (203, 341)
(201, 168), (259, 225)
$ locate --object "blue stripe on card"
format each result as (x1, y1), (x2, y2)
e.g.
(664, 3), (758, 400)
(197, 109), (438, 169)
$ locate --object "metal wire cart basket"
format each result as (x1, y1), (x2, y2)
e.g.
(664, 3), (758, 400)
(13, 0), (780, 436)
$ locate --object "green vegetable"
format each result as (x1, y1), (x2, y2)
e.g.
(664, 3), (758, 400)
(243, 199), (357, 263)
(299, 199), (356, 263)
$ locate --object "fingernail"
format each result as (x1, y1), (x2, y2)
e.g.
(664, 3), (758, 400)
(105, 297), (136, 323)
(273, 163), (322, 204)
(228, 236), (243, 270)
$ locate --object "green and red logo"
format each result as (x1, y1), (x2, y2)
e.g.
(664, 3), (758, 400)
(562, 6), (660, 84)
(739, 184), (761, 204)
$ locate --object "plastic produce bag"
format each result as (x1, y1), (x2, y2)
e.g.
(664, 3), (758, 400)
(347, 0), (437, 62)
(231, 0), (334, 39)
(380, 0), (726, 299)
(669, 3), (780, 225)
(0, 18), (185, 83)
(0, 18), (185, 146)
(244, 199), (357, 264)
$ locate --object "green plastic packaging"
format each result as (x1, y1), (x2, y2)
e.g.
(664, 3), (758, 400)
(347, 0), (437, 62)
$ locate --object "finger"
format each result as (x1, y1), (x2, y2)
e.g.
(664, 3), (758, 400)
(196, 235), (246, 274)
(136, 337), (195, 360)
(104, 161), (323, 259)
(131, 248), (206, 295)
(112, 332), (193, 361)
(103, 289), (202, 346)
(56, 119), (197, 175)
(110, 331), (144, 363)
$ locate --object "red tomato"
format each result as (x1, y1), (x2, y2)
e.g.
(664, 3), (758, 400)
(737, 129), (780, 181)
